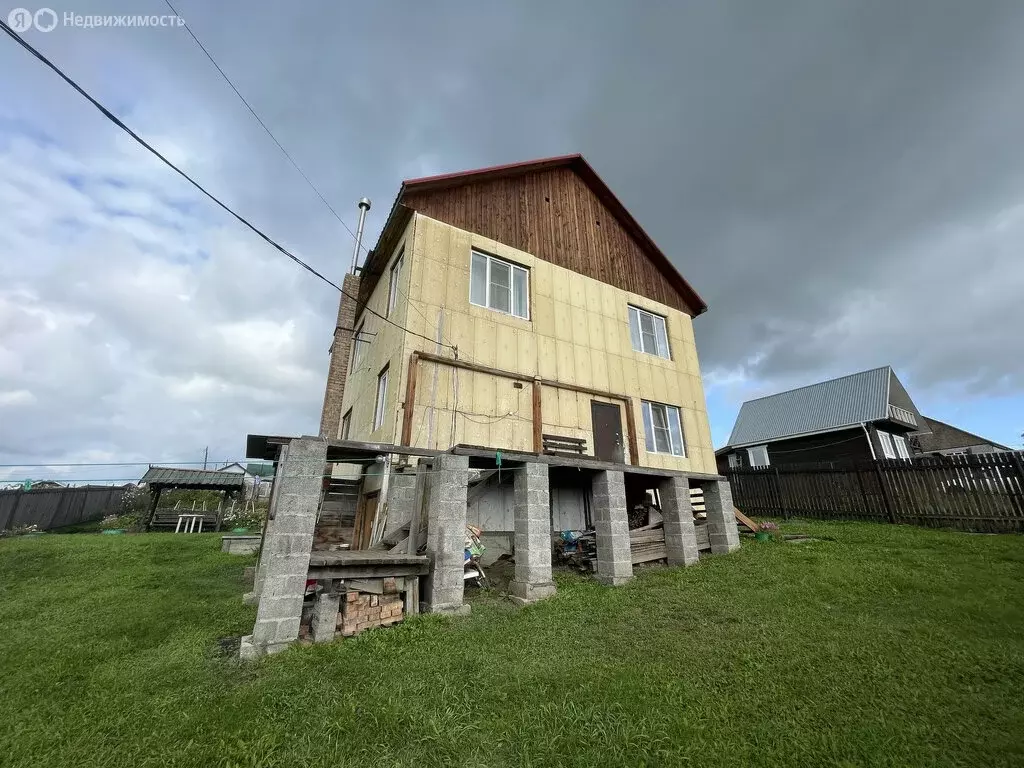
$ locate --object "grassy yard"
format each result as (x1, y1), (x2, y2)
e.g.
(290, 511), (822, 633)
(1, 524), (1022, 767)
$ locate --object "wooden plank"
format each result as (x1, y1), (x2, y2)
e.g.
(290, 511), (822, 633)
(631, 544), (667, 564)
(541, 433), (586, 444)
(623, 399), (640, 467)
(532, 380), (543, 453)
(629, 531), (666, 545)
(308, 564), (429, 580)
(407, 463), (428, 556)
(733, 507), (759, 532)
(400, 352), (419, 446)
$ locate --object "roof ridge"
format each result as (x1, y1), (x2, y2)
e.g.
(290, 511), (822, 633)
(739, 365), (892, 407)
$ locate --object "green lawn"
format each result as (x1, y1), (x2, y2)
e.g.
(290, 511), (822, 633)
(1, 524), (1022, 767)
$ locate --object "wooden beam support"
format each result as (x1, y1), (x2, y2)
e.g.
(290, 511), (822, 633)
(532, 379), (543, 453)
(623, 399), (639, 467)
(400, 352), (420, 447)
(415, 350), (641, 465)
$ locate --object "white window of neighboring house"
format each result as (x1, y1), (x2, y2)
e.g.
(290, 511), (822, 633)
(340, 408), (352, 441)
(877, 430), (896, 459)
(373, 365), (389, 431)
(387, 248), (404, 317)
(352, 321), (369, 369)
(893, 434), (911, 459)
(470, 250), (529, 319)
(728, 452), (741, 469)
(747, 445), (770, 467)
(641, 400), (686, 456)
(628, 305), (671, 359)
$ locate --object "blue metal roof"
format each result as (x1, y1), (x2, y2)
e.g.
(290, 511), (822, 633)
(727, 367), (892, 446)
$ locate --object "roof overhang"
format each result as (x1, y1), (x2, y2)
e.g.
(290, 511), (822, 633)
(718, 422), (872, 453)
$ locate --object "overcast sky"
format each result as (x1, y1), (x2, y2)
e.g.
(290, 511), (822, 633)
(1, 0), (1022, 483)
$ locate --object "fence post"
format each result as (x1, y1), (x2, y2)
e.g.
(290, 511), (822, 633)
(873, 460), (899, 525)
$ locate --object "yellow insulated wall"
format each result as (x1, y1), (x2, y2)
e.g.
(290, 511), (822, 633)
(392, 213), (717, 475)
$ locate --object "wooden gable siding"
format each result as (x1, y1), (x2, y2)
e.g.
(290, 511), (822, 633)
(401, 167), (695, 314)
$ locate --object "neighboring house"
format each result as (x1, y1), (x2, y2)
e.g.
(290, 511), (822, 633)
(715, 366), (927, 472)
(913, 417), (1011, 457)
(320, 154), (718, 476)
(216, 462), (274, 500)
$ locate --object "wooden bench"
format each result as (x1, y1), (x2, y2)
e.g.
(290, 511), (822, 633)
(542, 434), (586, 456)
(149, 510), (220, 531)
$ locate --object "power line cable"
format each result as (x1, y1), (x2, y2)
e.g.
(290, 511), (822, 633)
(156, 7), (470, 369)
(0, 20), (452, 352)
(160, 0), (364, 249)
(158, 3), (457, 359)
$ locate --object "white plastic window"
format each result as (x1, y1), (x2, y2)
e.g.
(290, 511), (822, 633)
(628, 306), (670, 359)
(641, 401), (685, 456)
(470, 250), (529, 319)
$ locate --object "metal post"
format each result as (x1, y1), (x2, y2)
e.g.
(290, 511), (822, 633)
(349, 198), (371, 274)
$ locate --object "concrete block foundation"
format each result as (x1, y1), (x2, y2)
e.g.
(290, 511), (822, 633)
(243, 436), (327, 658)
(658, 475), (700, 567)
(701, 478), (740, 554)
(509, 462), (556, 603)
(423, 454), (470, 614)
(592, 470), (633, 586)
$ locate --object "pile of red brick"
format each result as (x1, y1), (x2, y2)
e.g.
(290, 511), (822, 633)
(338, 592), (404, 637)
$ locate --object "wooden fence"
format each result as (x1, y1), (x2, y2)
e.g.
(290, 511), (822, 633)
(0, 485), (127, 532)
(726, 452), (1024, 533)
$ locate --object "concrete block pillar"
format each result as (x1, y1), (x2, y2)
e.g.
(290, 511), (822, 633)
(383, 471), (418, 537)
(658, 475), (700, 567)
(311, 584), (341, 643)
(423, 453), (470, 614)
(592, 470), (632, 586)
(509, 463), (556, 604)
(702, 478), (740, 554)
(240, 436), (327, 659)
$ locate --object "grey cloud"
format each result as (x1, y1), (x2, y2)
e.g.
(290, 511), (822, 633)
(1, 0), (1022, 473)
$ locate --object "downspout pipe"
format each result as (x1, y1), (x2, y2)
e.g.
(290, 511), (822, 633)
(861, 423), (878, 460)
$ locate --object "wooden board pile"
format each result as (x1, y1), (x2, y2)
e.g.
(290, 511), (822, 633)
(629, 523), (667, 564)
(338, 591), (403, 637)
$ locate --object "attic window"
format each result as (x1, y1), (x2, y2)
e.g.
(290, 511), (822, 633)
(877, 430), (897, 459)
(628, 306), (671, 359)
(893, 434), (911, 459)
(470, 250), (529, 319)
(747, 445), (770, 467)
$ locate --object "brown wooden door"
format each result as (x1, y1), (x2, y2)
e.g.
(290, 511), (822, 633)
(591, 401), (624, 463)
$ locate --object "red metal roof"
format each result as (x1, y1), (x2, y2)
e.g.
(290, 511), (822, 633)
(400, 154), (707, 315)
